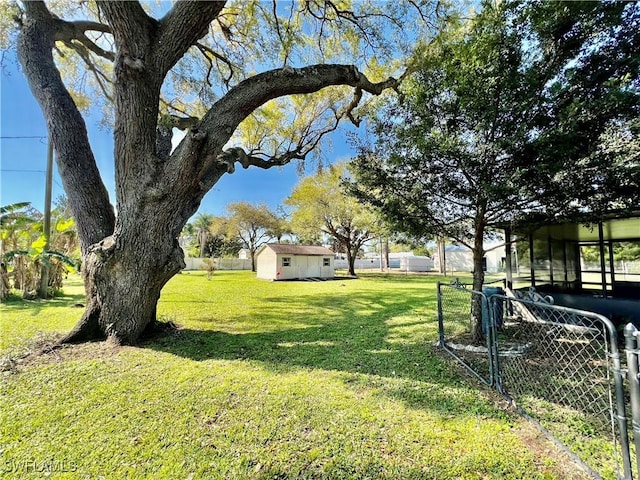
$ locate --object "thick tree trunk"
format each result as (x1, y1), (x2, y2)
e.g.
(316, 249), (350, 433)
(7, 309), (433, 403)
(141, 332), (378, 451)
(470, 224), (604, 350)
(346, 248), (356, 276)
(61, 218), (185, 345)
(18, 0), (399, 346)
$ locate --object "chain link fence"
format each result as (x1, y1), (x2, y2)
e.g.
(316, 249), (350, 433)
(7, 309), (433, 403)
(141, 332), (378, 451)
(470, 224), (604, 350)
(437, 283), (494, 386)
(492, 294), (629, 479)
(437, 281), (632, 480)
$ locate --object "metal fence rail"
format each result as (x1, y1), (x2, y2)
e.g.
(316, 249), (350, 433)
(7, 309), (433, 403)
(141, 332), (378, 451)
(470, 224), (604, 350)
(437, 281), (633, 480)
(625, 324), (640, 477)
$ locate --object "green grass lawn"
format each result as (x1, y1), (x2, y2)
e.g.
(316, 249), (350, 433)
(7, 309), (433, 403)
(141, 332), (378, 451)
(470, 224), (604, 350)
(0, 271), (587, 479)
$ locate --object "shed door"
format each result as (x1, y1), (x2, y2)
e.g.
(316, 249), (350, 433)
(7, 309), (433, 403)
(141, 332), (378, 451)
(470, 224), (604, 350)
(308, 257), (321, 277)
(298, 256), (321, 278)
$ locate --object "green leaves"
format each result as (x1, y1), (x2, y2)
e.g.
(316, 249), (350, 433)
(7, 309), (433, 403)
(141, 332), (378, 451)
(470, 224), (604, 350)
(351, 0), (640, 252)
(285, 163), (379, 270)
(30, 235), (47, 256)
(56, 218), (75, 233)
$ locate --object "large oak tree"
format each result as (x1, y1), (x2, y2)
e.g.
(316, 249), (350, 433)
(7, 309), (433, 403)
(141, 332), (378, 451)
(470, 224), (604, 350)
(13, 0), (439, 344)
(285, 163), (378, 276)
(350, 0), (640, 342)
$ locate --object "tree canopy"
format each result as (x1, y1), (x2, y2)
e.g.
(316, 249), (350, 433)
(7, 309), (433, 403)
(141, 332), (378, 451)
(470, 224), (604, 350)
(349, 0), (640, 341)
(286, 163), (378, 276)
(226, 202), (281, 271)
(352, 0), (640, 254)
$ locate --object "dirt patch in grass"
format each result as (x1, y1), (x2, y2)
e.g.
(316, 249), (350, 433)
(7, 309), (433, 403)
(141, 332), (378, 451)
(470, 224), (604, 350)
(513, 423), (594, 480)
(3, 338), (125, 373)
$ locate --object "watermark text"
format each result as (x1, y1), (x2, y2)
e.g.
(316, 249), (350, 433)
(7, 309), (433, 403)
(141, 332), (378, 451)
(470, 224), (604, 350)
(1, 458), (78, 474)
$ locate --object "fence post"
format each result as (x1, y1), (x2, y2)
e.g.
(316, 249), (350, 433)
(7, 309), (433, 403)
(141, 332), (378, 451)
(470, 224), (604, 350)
(607, 322), (633, 480)
(626, 323), (640, 477)
(488, 296), (502, 393)
(437, 282), (445, 347)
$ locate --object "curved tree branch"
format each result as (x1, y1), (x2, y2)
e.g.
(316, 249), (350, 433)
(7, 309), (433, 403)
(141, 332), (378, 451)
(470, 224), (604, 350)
(54, 20), (114, 61)
(71, 20), (112, 34)
(174, 64), (399, 190)
(201, 64), (398, 144)
(17, 0), (115, 250)
(218, 146), (304, 173)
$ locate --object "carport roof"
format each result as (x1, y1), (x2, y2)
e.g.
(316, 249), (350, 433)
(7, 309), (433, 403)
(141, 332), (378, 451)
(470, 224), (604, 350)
(497, 210), (640, 242)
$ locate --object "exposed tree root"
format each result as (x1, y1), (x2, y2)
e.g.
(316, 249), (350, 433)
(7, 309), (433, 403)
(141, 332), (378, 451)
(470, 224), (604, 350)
(58, 299), (105, 345)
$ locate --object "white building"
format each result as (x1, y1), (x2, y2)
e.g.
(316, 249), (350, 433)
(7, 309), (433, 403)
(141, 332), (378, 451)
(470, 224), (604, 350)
(433, 243), (506, 273)
(399, 255), (434, 272)
(256, 244), (335, 280)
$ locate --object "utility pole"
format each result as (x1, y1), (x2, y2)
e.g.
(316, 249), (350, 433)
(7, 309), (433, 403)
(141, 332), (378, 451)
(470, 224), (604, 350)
(38, 138), (53, 299)
(438, 238), (446, 276)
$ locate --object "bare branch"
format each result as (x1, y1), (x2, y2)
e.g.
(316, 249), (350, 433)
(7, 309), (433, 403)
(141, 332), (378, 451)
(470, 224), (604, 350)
(75, 33), (114, 62)
(271, 0), (290, 66)
(160, 97), (194, 118)
(62, 40), (113, 102)
(218, 146), (303, 173)
(194, 42), (234, 86)
(186, 64), (400, 184)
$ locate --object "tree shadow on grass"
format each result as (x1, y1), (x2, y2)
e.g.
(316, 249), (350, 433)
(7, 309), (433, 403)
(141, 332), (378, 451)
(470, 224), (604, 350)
(1, 292), (86, 316)
(145, 287), (498, 418)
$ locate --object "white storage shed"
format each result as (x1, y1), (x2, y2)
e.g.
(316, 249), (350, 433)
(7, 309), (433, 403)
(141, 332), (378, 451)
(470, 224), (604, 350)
(256, 244), (335, 281)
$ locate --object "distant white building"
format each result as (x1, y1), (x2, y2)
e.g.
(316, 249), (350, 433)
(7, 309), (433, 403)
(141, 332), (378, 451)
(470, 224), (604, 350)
(238, 248), (251, 260)
(400, 255), (433, 272)
(433, 243), (506, 273)
(256, 244), (335, 280)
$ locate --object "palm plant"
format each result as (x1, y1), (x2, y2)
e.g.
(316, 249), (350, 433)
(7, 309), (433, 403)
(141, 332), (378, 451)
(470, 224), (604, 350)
(1, 203), (78, 299)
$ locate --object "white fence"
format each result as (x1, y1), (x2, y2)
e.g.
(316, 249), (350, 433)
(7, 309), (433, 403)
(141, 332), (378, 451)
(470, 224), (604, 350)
(334, 259), (382, 270)
(183, 257), (252, 271)
(334, 258), (434, 272)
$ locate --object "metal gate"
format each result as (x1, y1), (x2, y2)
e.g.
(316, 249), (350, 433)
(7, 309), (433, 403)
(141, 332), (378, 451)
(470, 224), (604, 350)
(437, 281), (634, 480)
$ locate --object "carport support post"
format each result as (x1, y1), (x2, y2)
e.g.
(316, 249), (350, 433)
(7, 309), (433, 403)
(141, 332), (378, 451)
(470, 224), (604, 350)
(504, 228), (513, 291)
(625, 323), (640, 477)
(598, 222), (607, 298)
(528, 234), (535, 288)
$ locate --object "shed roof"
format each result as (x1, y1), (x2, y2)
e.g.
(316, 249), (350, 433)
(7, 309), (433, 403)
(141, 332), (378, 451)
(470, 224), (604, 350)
(262, 244), (334, 256)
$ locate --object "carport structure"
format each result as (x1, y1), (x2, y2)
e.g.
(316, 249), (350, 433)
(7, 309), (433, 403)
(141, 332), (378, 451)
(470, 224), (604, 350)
(500, 210), (640, 324)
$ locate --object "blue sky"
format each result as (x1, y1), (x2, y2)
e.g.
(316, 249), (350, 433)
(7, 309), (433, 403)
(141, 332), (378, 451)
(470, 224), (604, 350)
(0, 51), (356, 220)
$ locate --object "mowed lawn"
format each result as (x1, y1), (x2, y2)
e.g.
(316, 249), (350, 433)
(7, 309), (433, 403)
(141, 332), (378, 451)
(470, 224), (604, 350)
(0, 271), (587, 479)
